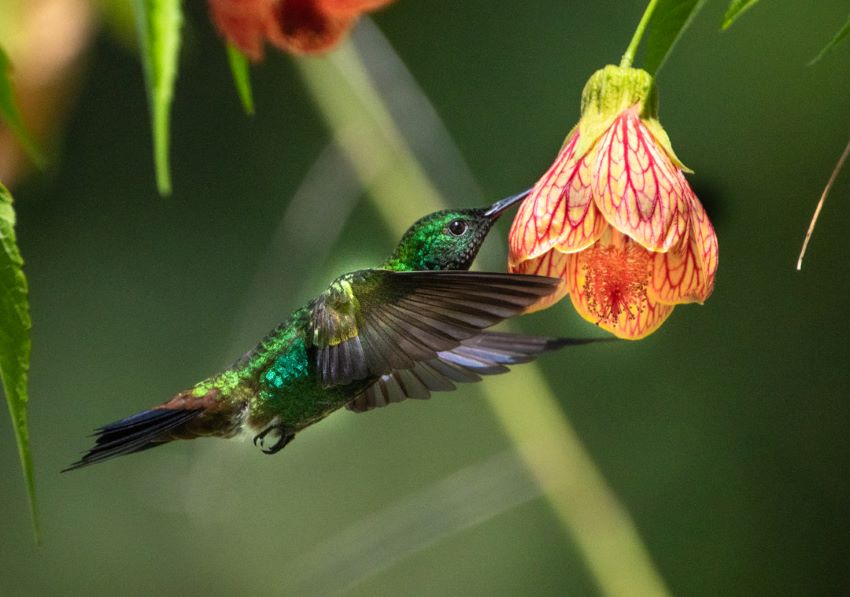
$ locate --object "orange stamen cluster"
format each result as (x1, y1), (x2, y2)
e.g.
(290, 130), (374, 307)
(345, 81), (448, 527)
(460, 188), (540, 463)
(582, 243), (651, 326)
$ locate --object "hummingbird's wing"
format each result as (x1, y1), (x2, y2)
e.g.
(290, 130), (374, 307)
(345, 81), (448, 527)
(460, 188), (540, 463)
(309, 270), (561, 388)
(346, 333), (596, 413)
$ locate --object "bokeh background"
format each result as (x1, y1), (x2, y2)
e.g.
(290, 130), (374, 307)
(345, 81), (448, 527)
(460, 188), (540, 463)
(1, 0), (850, 595)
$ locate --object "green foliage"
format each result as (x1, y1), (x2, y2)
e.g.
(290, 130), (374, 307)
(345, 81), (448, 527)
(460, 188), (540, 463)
(642, 0), (707, 75)
(0, 47), (45, 169)
(721, 0), (761, 30)
(133, 0), (183, 196)
(227, 45), (255, 116)
(0, 183), (37, 541)
(809, 15), (850, 65)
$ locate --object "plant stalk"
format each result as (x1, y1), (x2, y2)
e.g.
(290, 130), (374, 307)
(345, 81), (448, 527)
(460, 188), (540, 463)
(621, 0), (661, 68)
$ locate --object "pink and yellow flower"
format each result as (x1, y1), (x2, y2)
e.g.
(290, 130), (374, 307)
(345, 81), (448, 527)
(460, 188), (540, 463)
(508, 66), (718, 339)
(208, 0), (396, 60)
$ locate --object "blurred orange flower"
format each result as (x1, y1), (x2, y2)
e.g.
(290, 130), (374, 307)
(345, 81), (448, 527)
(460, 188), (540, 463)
(509, 66), (718, 339)
(208, 0), (396, 60)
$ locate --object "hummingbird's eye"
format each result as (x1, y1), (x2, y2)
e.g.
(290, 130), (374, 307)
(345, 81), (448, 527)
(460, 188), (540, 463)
(448, 220), (468, 236)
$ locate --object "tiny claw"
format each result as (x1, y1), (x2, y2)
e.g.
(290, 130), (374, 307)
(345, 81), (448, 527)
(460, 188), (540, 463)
(253, 425), (274, 448)
(261, 429), (296, 455)
(253, 424), (295, 455)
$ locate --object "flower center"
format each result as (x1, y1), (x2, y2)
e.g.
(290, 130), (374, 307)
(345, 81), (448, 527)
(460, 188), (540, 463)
(582, 242), (651, 325)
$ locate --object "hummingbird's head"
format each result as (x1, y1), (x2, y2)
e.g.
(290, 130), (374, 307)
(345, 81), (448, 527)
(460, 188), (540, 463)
(384, 189), (530, 271)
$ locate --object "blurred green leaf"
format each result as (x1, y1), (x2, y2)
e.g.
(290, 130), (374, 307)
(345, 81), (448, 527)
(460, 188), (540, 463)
(721, 0), (761, 30)
(643, 0), (707, 76)
(0, 47), (45, 170)
(98, 0), (140, 48)
(133, 0), (183, 196)
(0, 182), (37, 542)
(809, 15), (850, 65)
(227, 45), (255, 116)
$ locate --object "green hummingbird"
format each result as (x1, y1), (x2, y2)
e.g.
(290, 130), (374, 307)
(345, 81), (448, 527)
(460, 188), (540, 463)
(65, 190), (594, 471)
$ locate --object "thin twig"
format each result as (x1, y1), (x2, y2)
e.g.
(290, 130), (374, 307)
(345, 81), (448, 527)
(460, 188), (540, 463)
(797, 135), (850, 270)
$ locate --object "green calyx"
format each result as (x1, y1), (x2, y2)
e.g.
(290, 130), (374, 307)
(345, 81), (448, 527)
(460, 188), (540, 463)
(581, 65), (657, 121)
(573, 65), (689, 171)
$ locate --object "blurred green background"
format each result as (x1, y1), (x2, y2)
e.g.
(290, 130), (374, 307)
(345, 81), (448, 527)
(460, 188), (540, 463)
(2, 0), (850, 595)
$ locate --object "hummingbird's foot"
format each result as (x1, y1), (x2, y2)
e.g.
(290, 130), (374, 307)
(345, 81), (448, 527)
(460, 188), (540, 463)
(253, 424), (296, 455)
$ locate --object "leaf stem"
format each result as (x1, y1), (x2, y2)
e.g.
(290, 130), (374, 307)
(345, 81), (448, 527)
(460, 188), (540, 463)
(796, 134), (850, 270)
(621, 0), (661, 68)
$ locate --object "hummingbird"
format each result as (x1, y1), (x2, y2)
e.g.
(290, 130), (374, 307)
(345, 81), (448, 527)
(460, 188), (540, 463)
(65, 190), (594, 471)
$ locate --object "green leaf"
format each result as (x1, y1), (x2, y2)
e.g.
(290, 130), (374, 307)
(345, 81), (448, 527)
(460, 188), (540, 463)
(133, 0), (183, 196)
(642, 0), (707, 76)
(721, 0), (761, 30)
(0, 47), (45, 170)
(0, 182), (37, 542)
(809, 15), (850, 65)
(227, 45), (255, 116)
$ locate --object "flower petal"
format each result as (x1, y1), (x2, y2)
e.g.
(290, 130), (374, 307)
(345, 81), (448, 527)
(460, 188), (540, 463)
(318, 0), (395, 16)
(649, 180), (718, 305)
(509, 250), (569, 313)
(648, 236), (701, 304)
(208, 0), (276, 61)
(508, 132), (605, 267)
(268, 0), (355, 54)
(686, 181), (719, 300)
(566, 242), (674, 339)
(592, 108), (688, 252)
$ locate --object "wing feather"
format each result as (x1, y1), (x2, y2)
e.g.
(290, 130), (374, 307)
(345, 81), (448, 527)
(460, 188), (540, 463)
(345, 332), (599, 413)
(310, 271), (561, 388)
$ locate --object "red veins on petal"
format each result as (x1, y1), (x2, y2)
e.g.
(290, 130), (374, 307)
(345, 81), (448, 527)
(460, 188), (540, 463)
(507, 182), (541, 267)
(509, 249), (570, 313)
(650, 179), (719, 305)
(508, 132), (604, 267)
(684, 179), (719, 299)
(649, 236), (701, 304)
(505, 103), (717, 335)
(592, 108), (688, 252)
(612, 293), (673, 340)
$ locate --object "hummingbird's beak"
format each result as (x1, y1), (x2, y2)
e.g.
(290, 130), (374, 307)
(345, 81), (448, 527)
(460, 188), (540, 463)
(484, 188), (532, 220)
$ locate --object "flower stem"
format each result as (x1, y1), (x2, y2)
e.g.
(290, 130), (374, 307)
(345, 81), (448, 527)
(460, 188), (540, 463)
(620, 0), (661, 68)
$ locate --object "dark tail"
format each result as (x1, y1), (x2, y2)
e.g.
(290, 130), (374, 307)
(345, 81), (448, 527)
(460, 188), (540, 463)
(63, 408), (203, 472)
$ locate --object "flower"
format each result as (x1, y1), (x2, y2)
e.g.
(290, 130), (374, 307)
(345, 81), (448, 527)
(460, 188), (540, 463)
(508, 66), (718, 339)
(208, 0), (396, 60)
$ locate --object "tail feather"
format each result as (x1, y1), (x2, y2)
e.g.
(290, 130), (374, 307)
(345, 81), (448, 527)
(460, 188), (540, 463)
(63, 408), (203, 472)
